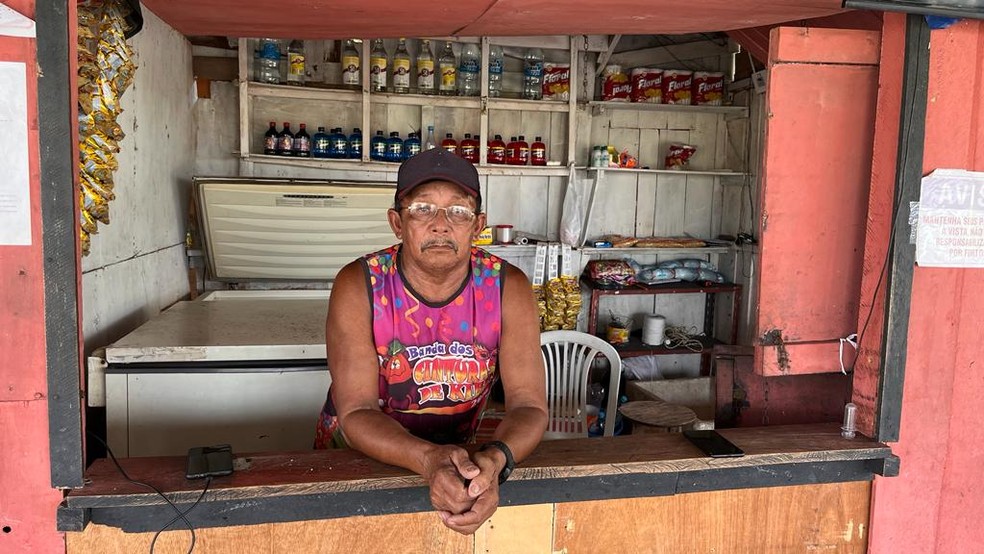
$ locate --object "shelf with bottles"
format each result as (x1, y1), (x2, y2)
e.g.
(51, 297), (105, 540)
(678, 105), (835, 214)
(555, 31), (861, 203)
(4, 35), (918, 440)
(586, 100), (748, 118)
(244, 153), (570, 176)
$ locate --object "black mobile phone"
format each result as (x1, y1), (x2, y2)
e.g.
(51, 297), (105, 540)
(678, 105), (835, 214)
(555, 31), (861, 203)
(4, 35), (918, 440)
(185, 445), (234, 479)
(683, 430), (745, 458)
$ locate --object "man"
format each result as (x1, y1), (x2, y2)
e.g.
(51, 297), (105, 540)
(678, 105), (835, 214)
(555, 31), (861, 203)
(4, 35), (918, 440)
(316, 147), (548, 535)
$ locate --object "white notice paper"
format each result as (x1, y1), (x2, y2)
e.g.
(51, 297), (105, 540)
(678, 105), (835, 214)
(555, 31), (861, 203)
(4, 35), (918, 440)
(0, 61), (30, 245)
(0, 4), (35, 38)
(916, 169), (984, 268)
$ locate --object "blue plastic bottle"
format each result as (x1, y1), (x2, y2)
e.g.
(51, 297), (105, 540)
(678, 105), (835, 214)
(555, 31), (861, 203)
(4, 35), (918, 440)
(328, 128), (349, 159)
(403, 132), (421, 161)
(348, 128), (363, 159)
(370, 130), (387, 161)
(311, 126), (330, 158)
(385, 132), (403, 163)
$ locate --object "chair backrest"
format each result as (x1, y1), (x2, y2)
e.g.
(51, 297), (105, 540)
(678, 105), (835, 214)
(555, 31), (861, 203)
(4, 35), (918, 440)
(540, 330), (623, 439)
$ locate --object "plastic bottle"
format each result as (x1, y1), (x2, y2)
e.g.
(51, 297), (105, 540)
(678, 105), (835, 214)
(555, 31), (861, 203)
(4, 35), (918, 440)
(531, 136), (546, 166)
(328, 128), (348, 159)
(348, 127), (363, 159)
(277, 122), (294, 156)
(522, 47), (544, 100)
(505, 136), (518, 165)
(487, 134), (506, 164)
(460, 133), (479, 163)
(292, 123), (311, 157)
(255, 39), (282, 84)
(438, 41), (457, 96)
(286, 39), (305, 86)
(488, 44), (504, 98)
(312, 126), (330, 158)
(457, 42), (480, 97)
(263, 121), (278, 155)
(392, 38), (411, 94)
(424, 125), (436, 150)
(416, 40), (435, 95)
(369, 39), (388, 93)
(341, 39), (361, 89)
(517, 135), (530, 165)
(370, 130), (387, 161)
(441, 133), (458, 155)
(403, 132), (421, 160)
(386, 132), (403, 162)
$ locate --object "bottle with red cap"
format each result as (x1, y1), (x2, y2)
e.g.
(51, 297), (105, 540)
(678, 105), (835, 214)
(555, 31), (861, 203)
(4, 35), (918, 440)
(460, 133), (479, 163)
(530, 136), (547, 166)
(505, 136), (519, 165)
(488, 134), (506, 164)
(517, 135), (530, 166)
(277, 122), (294, 156)
(441, 133), (458, 155)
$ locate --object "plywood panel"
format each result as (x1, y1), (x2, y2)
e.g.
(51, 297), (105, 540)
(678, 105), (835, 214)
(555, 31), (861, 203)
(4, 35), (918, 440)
(653, 174), (687, 237)
(485, 175), (550, 237)
(683, 176), (714, 238)
(475, 504), (554, 554)
(553, 482), (871, 554)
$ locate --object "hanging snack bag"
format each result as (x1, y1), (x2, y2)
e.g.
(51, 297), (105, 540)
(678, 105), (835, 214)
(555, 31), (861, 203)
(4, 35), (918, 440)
(533, 244), (548, 330)
(630, 68), (662, 103)
(693, 71), (725, 106)
(662, 69), (693, 105)
(664, 143), (698, 169)
(560, 244), (581, 330)
(602, 65), (631, 101)
(542, 63), (571, 101)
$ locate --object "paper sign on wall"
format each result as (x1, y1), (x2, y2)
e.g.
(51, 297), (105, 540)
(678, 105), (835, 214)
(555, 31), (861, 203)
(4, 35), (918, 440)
(916, 169), (984, 268)
(0, 61), (30, 246)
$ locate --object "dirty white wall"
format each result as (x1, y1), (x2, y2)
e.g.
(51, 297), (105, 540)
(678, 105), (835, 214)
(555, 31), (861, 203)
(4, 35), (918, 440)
(81, 8), (194, 352)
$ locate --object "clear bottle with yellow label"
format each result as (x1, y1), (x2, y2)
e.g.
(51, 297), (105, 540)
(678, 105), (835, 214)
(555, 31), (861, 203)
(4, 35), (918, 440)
(438, 41), (457, 96)
(341, 39), (361, 89)
(370, 38), (388, 93)
(392, 38), (411, 94)
(286, 39), (305, 86)
(416, 39), (435, 95)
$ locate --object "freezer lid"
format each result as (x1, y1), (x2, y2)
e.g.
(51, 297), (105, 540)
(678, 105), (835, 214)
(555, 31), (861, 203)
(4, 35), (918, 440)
(105, 298), (328, 364)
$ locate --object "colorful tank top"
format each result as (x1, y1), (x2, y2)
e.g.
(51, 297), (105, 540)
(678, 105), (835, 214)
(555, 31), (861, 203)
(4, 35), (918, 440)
(316, 245), (504, 447)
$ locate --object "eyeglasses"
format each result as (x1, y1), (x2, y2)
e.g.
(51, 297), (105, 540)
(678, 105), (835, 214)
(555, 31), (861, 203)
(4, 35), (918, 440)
(402, 202), (477, 225)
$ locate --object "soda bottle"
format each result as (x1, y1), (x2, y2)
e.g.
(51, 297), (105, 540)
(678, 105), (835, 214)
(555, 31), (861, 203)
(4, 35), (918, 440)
(263, 121), (278, 155)
(460, 133), (479, 163)
(488, 45), (504, 98)
(531, 136), (547, 166)
(277, 123), (294, 156)
(341, 39), (361, 89)
(370, 39), (388, 93)
(424, 125), (436, 150)
(287, 39), (305, 86)
(441, 133), (458, 155)
(255, 38), (281, 84)
(523, 48), (544, 100)
(293, 123), (311, 157)
(329, 128), (349, 159)
(403, 132), (421, 160)
(392, 38), (411, 94)
(488, 134), (506, 164)
(370, 130), (387, 161)
(438, 41), (457, 96)
(517, 135), (530, 165)
(457, 43), (480, 97)
(386, 132), (403, 162)
(348, 128), (363, 159)
(416, 40), (435, 95)
(312, 126), (330, 158)
(505, 136), (518, 165)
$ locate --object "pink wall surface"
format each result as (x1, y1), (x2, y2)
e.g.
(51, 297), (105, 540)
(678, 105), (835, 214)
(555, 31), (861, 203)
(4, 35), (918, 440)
(869, 18), (984, 554)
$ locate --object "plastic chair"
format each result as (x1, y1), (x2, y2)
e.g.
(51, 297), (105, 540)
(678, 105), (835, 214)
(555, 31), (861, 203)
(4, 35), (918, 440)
(540, 330), (623, 439)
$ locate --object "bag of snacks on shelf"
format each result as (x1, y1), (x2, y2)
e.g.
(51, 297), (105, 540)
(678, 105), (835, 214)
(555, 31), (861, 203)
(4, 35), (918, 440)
(693, 71), (725, 106)
(630, 68), (662, 103)
(618, 150), (639, 168)
(584, 259), (636, 288)
(602, 65), (631, 101)
(664, 143), (697, 169)
(599, 234), (638, 248)
(662, 69), (693, 105)
(542, 63), (571, 101)
(635, 236), (706, 248)
(657, 259), (718, 270)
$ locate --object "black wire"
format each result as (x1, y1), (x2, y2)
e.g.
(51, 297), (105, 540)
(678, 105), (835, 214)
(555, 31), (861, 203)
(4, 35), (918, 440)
(86, 432), (205, 553)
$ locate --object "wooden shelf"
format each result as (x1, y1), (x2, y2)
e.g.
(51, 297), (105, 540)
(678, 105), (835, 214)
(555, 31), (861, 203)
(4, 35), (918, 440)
(597, 332), (722, 359)
(579, 246), (732, 256)
(581, 167), (747, 177)
(581, 278), (741, 296)
(371, 92), (481, 109)
(587, 100), (748, 118)
(244, 154), (570, 176)
(247, 82), (362, 102)
(488, 97), (570, 113)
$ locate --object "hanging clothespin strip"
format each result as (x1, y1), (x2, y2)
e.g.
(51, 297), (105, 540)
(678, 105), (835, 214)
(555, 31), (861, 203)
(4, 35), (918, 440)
(839, 333), (858, 375)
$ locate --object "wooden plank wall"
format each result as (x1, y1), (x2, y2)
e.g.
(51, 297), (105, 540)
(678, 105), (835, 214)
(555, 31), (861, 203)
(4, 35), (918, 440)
(66, 481), (871, 553)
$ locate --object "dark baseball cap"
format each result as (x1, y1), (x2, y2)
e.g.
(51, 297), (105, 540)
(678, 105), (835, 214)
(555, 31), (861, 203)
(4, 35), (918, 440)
(396, 147), (482, 209)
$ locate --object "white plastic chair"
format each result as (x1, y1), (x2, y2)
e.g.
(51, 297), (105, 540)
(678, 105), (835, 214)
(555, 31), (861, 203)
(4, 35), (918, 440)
(540, 330), (623, 439)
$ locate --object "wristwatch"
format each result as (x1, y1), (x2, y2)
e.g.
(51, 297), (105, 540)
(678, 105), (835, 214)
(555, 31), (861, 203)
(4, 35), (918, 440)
(479, 440), (515, 485)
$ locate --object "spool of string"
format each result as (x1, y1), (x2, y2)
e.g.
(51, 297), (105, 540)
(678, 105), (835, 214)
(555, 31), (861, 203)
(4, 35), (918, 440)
(642, 314), (666, 345)
(663, 325), (704, 352)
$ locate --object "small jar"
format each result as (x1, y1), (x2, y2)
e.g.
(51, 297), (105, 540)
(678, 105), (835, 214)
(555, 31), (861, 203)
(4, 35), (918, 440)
(494, 224), (514, 244)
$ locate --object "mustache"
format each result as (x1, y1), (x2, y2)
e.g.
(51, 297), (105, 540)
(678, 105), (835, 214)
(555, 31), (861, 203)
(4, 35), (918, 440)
(420, 238), (459, 253)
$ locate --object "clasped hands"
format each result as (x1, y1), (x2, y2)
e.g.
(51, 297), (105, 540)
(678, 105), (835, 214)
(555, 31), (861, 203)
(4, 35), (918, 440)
(422, 444), (505, 535)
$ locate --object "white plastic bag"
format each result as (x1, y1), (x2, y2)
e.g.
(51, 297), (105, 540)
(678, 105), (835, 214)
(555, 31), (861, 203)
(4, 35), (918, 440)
(560, 164), (584, 247)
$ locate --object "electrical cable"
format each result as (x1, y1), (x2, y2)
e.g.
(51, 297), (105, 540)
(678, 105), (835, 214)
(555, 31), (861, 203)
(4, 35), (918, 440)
(86, 432), (208, 554)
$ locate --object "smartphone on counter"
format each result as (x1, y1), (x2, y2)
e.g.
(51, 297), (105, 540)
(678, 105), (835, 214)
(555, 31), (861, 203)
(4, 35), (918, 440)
(185, 444), (234, 479)
(683, 430), (745, 458)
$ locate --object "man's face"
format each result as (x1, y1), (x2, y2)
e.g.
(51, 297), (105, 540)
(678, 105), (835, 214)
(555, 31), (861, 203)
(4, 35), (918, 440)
(388, 180), (486, 273)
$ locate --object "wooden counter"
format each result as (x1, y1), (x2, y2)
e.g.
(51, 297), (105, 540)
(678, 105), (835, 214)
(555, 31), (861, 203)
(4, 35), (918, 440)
(62, 423), (894, 539)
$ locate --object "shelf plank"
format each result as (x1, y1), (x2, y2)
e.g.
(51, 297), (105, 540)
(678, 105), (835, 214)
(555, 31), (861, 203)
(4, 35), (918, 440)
(579, 246), (732, 256)
(244, 154), (570, 176)
(581, 167), (747, 177)
(587, 100), (748, 117)
(371, 92), (481, 109)
(581, 278), (741, 296)
(598, 333), (722, 358)
(488, 98), (570, 113)
(247, 82), (363, 102)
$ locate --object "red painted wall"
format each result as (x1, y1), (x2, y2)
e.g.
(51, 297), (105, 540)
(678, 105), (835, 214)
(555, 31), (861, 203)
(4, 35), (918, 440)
(0, 1), (68, 552)
(869, 18), (984, 553)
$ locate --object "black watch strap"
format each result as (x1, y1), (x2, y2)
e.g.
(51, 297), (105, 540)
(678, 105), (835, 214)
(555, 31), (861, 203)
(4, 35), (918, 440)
(479, 440), (515, 485)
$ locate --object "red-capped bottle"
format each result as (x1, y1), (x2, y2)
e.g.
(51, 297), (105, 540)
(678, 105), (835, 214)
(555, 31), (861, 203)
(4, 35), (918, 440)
(460, 133), (479, 163)
(488, 134), (506, 164)
(505, 136), (519, 165)
(517, 135), (530, 166)
(531, 136), (547, 166)
(441, 133), (458, 155)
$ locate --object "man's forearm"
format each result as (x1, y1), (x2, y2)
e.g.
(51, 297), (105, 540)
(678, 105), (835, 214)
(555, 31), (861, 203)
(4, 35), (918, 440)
(340, 409), (438, 477)
(489, 406), (548, 463)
